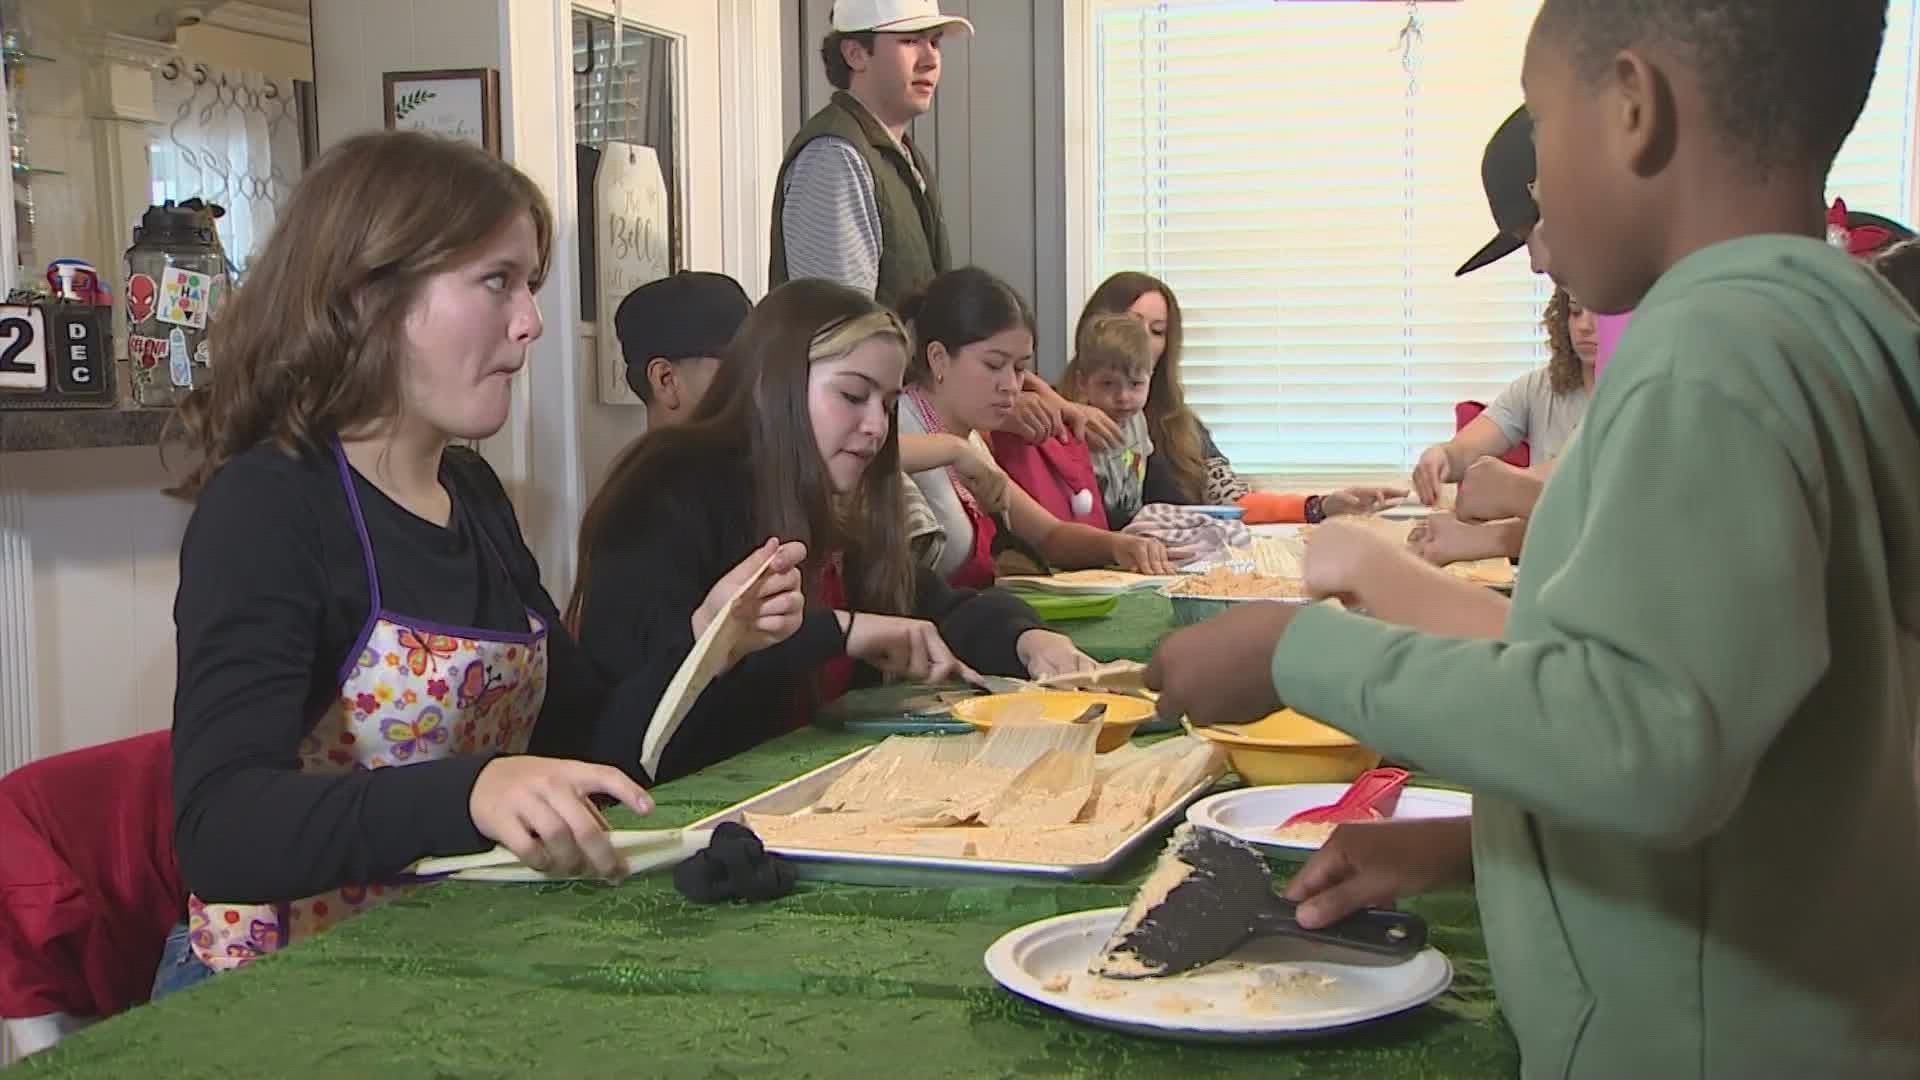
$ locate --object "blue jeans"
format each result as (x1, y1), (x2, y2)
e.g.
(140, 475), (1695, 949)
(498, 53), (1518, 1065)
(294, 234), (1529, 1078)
(150, 921), (215, 1000)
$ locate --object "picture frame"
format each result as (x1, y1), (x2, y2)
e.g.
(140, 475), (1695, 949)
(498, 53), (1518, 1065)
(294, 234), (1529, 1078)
(382, 68), (501, 154)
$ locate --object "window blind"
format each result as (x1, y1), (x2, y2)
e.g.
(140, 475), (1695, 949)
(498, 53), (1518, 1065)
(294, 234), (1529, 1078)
(1091, 0), (1919, 481)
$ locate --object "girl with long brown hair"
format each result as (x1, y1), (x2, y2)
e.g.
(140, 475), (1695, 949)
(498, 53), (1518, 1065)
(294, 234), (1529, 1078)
(898, 268), (1179, 583)
(569, 278), (1093, 783)
(1074, 272), (1400, 525)
(159, 131), (803, 994)
(1411, 286), (1597, 504)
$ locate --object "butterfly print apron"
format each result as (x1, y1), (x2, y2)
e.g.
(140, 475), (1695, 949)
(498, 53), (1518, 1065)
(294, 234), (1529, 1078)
(187, 440), (549, 971)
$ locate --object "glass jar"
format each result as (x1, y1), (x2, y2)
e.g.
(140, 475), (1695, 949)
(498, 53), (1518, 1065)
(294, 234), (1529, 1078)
(124, 201), (226, 406)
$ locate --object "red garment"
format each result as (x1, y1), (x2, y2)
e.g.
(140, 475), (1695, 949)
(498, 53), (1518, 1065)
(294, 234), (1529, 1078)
(811, 558), (857, 712)
(0, 732), (184, 1019)
(902, 388), (1003, 590)
(947, 502), (999, 590)
(1454, 401), (1531, 469)
(986, 430), (1108, 529)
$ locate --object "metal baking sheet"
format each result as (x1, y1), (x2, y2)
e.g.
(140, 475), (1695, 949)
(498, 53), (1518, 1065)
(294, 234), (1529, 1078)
(689, 746), (1219, 888)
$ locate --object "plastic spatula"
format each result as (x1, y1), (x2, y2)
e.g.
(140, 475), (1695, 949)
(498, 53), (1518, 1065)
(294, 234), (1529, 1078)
(1091, 825), (1425, 979)
(1278, 767), (1412, 828)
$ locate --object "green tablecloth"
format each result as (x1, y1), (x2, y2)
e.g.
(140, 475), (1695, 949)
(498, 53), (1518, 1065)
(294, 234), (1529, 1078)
(22, 593), (1518, 1078)
(1039, 591), (1175, 664)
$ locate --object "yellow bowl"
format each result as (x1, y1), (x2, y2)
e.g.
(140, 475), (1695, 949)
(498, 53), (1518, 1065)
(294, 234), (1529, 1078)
(948, 691), (1156, 753)
(1188, 708), (1382, 785)
(1219, 743), (1382, 786)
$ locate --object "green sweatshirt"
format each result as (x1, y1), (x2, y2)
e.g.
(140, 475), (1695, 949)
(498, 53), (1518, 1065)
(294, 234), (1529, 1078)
(1272, 236), (1920, 1079)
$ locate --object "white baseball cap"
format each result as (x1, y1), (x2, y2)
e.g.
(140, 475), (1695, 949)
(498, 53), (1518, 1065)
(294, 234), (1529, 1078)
(830, 0), (974, 35)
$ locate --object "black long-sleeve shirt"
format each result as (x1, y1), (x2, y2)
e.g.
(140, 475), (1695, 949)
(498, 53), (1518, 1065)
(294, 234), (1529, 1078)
(170, 443), (672, 904)
(574, 442), (1044, 783)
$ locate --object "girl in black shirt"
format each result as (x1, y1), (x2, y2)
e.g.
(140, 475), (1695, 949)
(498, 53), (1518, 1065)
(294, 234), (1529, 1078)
(162, 132), (804, 988)
(570, 280), (1095, 783)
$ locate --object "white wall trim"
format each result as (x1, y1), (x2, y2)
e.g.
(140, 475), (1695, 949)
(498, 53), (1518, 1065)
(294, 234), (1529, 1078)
(718, 0), (786, 298)
(480, 0), (533, 511)
(78, 31), (178, 75)
(1061, 0), (1096, 339)
(0, 462), (39, 779)
(495, 0), (585, 589)
(201, 2), (313, 45)
(491, 0), (787, 594)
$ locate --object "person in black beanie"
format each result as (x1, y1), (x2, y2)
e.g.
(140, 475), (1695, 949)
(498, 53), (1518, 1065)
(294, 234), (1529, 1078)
(615, 270), (752, 431)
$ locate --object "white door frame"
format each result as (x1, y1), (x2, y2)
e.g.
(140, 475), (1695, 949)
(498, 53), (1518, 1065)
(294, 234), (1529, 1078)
(489, 0), (785, 595)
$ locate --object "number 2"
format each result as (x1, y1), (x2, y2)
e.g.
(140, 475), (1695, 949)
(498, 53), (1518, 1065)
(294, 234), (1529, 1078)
(0, 306), (47, 392)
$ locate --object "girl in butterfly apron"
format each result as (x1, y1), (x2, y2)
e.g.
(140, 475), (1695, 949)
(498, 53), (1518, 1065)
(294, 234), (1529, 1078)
(566, 280), (1101, 784)
(156, 132), (807, 997)
(894, 268), (1175, 587)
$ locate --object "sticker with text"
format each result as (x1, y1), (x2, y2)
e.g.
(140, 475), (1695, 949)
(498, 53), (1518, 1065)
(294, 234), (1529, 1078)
(129, 334), (169, 370)
(159, 265), (213, 329)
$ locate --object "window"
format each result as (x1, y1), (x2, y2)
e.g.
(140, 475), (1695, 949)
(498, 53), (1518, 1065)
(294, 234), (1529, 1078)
(1084, 0), (1920, 482)
(147, 60), (314, 280)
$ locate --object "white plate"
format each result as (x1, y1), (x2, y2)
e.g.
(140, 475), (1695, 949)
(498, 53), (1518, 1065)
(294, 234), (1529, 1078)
(1186, 785), (1473, 858)
(1376, 502), (1440, 520)
(984, 907), (1452, 1043)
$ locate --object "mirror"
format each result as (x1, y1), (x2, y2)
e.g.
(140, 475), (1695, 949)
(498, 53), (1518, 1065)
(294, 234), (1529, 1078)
(573, 9), (684, 330)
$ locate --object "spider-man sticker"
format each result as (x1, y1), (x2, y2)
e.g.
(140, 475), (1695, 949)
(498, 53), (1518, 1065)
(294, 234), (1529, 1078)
(127, 272), (157, 323)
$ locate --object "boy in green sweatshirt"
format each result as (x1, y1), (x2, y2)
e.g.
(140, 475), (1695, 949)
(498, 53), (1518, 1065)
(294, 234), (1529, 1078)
(1146, 2), (1920, 1077)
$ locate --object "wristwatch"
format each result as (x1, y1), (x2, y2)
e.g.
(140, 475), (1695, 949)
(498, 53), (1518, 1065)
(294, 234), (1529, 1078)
(1304, 494), (1326, 524)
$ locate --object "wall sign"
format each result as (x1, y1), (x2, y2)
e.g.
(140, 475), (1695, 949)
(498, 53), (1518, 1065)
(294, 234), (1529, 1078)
(382, 68), (501, 154)
(593, 143), (672, 406)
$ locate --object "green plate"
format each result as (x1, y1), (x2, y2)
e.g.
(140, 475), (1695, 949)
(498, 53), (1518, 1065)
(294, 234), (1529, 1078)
(1009, 590), (1121, 623)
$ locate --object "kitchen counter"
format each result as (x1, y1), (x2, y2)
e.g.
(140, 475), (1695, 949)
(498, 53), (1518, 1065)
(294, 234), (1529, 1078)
(0, 407), (173, 454)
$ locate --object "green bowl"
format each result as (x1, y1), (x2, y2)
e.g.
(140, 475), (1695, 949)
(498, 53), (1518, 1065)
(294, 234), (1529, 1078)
(1009, 590), (1121, 623)
(1165, 593), (1309, 627)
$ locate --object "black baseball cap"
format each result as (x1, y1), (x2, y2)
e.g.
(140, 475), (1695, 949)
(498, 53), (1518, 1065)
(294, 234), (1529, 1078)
(1455, 106), (1540, 277)
(613, 271), (752, 372)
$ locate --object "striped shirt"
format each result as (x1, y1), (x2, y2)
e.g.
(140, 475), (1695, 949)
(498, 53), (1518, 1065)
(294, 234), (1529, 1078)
(780, 105), (928, 300)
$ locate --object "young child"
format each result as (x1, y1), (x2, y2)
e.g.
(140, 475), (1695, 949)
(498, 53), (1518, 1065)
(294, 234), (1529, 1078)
(1075, 272), (1400, 523)
(1147, 2), (1920, 1076)
(1063, 313), (1155, 527)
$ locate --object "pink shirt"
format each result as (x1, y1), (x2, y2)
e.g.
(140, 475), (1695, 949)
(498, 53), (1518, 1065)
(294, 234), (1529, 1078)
(1594, 310), (1633, 380)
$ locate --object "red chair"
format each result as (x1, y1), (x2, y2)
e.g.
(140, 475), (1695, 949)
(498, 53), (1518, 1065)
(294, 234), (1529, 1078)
(1454, 401), (1530, 469)
(0, 732), (184, 1054)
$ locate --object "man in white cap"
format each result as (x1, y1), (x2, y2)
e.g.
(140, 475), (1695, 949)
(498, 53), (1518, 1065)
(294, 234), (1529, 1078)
(768, 0), (972, 310)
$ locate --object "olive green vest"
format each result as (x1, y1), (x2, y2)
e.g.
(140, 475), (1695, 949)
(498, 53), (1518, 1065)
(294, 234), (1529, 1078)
(769, 92), (952, 311)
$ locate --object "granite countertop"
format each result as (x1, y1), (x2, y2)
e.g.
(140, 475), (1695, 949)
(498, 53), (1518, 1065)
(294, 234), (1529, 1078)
(0, 407), (174, 453)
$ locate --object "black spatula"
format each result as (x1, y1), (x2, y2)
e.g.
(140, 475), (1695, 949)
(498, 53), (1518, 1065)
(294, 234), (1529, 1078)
(1090, 824), (1425, 979)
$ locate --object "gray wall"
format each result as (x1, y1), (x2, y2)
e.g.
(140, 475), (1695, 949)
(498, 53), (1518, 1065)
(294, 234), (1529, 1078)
(781, 0), (1070, 377)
